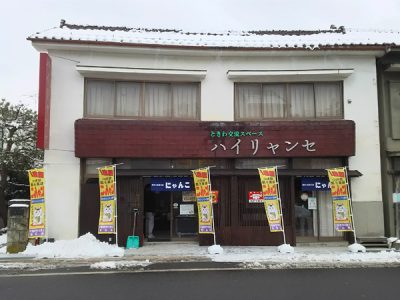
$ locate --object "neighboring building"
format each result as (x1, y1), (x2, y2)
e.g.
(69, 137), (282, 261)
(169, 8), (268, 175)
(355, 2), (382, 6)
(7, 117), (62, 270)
(28, 21), (400, 246)
(377, 51), (400, 238)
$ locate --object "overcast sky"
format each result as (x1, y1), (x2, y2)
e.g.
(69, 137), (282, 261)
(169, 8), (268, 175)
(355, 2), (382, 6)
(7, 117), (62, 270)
(1, 0), (400, 110)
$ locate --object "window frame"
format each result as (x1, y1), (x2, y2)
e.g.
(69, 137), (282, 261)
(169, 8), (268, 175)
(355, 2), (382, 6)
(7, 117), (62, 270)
(234, 81), (344, 121)
(84, 78), (201, 121)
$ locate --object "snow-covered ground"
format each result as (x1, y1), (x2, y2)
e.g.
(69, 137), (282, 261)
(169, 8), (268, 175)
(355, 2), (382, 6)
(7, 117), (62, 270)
(1, 234), (400, 271)
(0, 233), (123, 258)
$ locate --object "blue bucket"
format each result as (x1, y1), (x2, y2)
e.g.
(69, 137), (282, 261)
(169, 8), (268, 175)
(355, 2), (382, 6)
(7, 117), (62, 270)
(126, 236), (140, 249)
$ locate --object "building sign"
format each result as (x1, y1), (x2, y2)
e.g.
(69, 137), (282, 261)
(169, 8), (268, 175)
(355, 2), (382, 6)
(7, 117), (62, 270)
(210, 130), (264, 138)
(76, 120), (356, 158)
(211, 138), (316, 156)
(151, 177), (192, 192)
(180, 204), (195, 215)
(182, 191), (196, 202)
(392, 193), (400, 203)
(308, 197), (317, 210)
(301, 177), (330, 191)
(248, 191), (263, 203)
(211, 191), (219, 204)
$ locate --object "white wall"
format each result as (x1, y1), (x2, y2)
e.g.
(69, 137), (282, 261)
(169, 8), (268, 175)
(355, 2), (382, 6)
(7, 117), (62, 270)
(43, 47), (383, 239)
(45, 54), (83, 240)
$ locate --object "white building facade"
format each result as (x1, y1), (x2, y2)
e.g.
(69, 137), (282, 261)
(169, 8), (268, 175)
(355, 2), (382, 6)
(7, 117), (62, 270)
(29, 21), (399, 245)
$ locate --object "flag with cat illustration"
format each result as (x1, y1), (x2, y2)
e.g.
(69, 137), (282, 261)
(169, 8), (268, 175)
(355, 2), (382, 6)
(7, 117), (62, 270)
(327, 167), (354, 232)
(28, 168), (46, 238)
(258, 167), (283, 232)
(192, 167), (214, 234)
(98, 165), (116, 234)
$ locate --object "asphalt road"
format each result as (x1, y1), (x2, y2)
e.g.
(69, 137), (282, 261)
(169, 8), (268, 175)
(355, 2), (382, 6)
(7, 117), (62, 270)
(1, 267), (399, 300)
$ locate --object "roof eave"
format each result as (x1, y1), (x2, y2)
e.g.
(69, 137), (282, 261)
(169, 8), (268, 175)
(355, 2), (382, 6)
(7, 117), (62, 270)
(27, 37), (391, 52)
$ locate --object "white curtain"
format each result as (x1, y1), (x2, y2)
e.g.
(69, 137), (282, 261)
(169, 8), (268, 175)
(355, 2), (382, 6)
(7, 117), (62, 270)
(317, 191), (341, 237)
(289, 84), (314, 118)
(144, 83), (171, 117)
(315, 82), (342, 118)
(172, 83), (197, 119)
(86, 80), (114, 116)
(116, 82), (141, 117)
(262, 84), (285, 118)
(236, 84), (262, 119)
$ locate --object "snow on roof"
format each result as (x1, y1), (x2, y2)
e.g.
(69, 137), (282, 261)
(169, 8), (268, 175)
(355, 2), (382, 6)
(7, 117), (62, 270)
(28, 20), (400, 50)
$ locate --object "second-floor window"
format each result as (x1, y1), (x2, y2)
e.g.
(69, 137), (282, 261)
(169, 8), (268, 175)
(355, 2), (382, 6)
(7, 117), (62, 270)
(235, 82), (343, 120)
(85, 80), (200, 120)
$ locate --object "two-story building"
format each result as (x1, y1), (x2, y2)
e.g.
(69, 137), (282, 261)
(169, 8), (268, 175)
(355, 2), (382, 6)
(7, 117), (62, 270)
(29, 21), (400, 246)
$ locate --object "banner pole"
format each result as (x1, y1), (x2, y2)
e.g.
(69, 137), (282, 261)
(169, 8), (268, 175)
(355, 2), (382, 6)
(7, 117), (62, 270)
(208, 166), (217, 245)
(44, 166), (48, 242)
(114, 164), (118, 246)
(344, 167), (357, 244)
(275, 166), (287, 245)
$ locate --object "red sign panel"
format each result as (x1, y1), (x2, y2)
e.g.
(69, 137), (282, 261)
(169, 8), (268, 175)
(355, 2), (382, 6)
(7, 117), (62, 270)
(248, 191), (263, 203)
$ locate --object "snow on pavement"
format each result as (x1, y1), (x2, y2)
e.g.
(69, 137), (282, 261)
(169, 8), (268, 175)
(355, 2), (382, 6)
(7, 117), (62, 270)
(125, 242), (400, 268)
(90, 260), (151, 270)
(21, 233), (124, 259)
(1, 234), (400, 270)
(208, 245), (400, 268)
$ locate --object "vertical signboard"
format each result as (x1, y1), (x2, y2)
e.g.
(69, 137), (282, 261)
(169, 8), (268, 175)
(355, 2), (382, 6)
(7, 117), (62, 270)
(28, 168), (46, 238)
(258, 167), (283, 232)
(327, 167), (354, 232)
(192, 168), (214, 234)
(98, 165), (116, 234)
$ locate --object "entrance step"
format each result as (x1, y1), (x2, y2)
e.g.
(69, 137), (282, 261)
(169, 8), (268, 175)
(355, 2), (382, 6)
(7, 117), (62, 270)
(296, 241), (348, 247)
(356, 236), (389, 248)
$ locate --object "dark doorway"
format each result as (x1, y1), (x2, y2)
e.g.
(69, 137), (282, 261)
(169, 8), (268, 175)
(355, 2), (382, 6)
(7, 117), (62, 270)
(144, 182), (198, 242)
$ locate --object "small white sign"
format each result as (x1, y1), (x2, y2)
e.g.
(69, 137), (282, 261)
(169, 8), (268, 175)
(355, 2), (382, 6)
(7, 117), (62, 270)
(393, 193), (400, 203)
(308, 197), (317, 210)
(180, 204), (195, 215)
(182, 191), (196, 202)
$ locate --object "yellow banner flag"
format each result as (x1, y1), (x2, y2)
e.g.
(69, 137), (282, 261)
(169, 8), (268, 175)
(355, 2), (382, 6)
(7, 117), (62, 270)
(327, 167), (353, 232)
(98, 165), (116, 234)
(333, 200), (353, 231)
(258, 167), (278, 201)
(192, 168), (210, 201)
(192, 168), (214, 234)
(258, 167), (283, 232)
(327, 167), (348, 201)
(28, 168), (46, 238)
(264, 200), (283, 232)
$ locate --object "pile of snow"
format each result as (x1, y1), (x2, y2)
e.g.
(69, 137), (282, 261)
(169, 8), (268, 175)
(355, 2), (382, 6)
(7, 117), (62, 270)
(22, 233), (124, 258)
(348, 243), (366, 253)
(208, 244), (224, 255)
(0, 233), (7, 254)
(90, 260), (151, 270)
(277, 244), (295, 253)
(0, 233), (6, 245)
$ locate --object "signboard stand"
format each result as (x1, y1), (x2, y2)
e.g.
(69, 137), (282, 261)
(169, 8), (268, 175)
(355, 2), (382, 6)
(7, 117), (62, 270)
(114, 165), (118, 246)
(275, 167), (287, 245)
(207, 166), (217, 246)
(258, 166), (293, 253)
(344, 167), (357, 244)
(97, 163), (123, 246)
(326, 166), (364, 252)
(191, 166), (221, 251)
